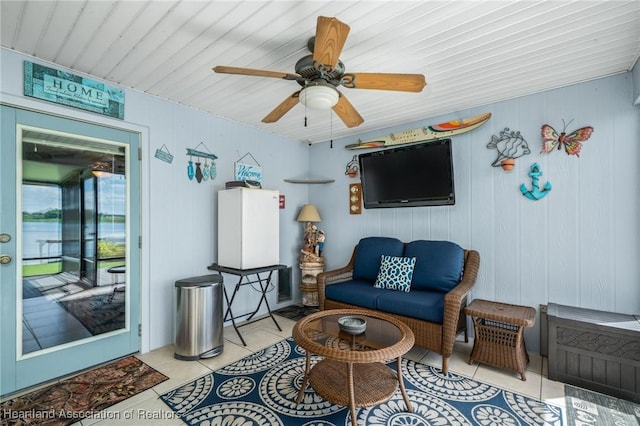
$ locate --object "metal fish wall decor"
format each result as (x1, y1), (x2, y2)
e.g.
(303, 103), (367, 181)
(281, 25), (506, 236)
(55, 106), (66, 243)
(487, 127), (530, 171)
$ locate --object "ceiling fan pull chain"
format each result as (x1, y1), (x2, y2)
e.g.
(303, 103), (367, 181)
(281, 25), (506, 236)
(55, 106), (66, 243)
(304, 94), (308, 127)
(330, 109), (334, 148)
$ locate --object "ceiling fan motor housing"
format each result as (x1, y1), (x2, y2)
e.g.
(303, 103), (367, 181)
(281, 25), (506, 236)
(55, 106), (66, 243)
(295, 55), (345, 87)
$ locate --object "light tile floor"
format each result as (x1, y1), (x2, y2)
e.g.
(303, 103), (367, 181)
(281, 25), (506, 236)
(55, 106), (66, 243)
(15, 314), (570, 425)
(22, 281), (126, 353)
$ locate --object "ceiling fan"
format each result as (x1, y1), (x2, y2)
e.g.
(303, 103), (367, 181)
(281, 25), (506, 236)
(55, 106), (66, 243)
(213, 16), (427, 128)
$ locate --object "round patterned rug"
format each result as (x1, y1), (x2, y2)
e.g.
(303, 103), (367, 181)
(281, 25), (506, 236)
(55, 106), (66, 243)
(161, 338), (563, 426)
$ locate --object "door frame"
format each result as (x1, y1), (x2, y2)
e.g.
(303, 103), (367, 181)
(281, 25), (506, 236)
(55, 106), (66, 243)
(0, 101), (150, 396)
(2, 93), (151, 354)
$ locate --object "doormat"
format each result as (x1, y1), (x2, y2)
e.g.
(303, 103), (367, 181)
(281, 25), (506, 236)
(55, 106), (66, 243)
(565, 384), (640, 425)
(1, 356), (168, 426)
(58, 294), (124, 336)
(273, 304), (318, 321)
(160, 337), (563, 425)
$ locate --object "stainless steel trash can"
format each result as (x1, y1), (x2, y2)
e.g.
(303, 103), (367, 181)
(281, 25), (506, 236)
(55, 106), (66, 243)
(174, 274), (224, 360)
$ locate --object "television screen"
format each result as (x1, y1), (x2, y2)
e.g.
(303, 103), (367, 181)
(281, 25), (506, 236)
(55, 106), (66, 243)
(358, 139), (455, 208)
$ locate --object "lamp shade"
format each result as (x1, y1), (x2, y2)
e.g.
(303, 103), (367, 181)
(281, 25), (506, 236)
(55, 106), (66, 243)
(297, 204), (321, 222)
(299, 85), (339, 110)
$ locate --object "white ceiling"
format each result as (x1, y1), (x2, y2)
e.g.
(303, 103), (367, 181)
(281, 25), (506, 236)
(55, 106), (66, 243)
(2, 1), (639, 144)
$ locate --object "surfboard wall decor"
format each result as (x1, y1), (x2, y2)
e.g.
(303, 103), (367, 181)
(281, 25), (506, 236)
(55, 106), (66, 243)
(345, 112), (492, 150)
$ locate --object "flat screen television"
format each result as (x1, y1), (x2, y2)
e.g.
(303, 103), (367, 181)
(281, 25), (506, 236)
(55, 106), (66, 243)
(358, 139), (455, 208)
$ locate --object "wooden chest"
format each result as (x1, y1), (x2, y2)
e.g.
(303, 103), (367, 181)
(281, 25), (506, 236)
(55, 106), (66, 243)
(547, 303), (640, 403)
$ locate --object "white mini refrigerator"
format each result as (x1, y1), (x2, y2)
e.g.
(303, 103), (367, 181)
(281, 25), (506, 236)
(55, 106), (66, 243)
(217, 188), (280, 269)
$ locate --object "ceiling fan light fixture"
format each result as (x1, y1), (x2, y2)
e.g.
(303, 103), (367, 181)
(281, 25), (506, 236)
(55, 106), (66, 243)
(300, 84), (339, 110)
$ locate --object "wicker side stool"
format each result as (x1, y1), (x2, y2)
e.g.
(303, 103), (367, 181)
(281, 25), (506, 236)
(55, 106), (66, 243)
(465, 299), (536, 381)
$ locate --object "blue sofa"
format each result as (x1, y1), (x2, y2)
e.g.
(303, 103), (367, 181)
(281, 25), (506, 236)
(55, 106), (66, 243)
(318, 237), (480, 374)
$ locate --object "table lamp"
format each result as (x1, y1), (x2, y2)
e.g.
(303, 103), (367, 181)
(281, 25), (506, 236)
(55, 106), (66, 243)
(296, 204), (324, 307)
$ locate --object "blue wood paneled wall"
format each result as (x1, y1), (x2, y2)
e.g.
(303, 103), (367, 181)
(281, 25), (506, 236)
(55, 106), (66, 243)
(309, 73), (640, 353)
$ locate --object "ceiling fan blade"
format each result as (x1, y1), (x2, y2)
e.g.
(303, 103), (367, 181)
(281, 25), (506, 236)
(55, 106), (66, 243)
(332, 92), (364, 128)
(342, 72), (427, 92)
(262, 91), (300, 123)
(313, 16), (350, 71)
(213, 66), (301, 81)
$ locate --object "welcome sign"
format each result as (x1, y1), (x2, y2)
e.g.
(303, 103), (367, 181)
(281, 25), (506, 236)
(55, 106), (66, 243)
(234, 162), (263, 184)
(24, 61), (125, 119)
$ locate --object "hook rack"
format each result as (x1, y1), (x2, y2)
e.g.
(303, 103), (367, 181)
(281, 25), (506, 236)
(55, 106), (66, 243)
(186, 146), (218, 160)
(186, 142), (218, 183)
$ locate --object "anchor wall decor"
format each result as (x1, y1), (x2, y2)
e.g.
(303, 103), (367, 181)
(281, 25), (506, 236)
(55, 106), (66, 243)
(520, 163), (552, 201)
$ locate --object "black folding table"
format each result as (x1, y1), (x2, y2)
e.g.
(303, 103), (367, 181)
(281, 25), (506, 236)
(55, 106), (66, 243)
(207, 263), (286, 346)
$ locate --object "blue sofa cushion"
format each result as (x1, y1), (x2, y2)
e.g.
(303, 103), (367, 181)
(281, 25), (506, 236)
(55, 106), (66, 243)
(324, 279), (386, 310)
(405, 240), (464, 292)
(352, 237), (404, 281)
(374, 255), (416, 292)
(376, 289), (446, 324)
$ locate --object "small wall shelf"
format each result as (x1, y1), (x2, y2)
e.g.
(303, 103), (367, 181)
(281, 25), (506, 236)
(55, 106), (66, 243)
(284, 178), (335, 184)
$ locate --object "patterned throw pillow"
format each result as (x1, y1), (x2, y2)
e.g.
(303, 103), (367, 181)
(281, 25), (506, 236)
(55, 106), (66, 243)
(374, 255), (416, 292)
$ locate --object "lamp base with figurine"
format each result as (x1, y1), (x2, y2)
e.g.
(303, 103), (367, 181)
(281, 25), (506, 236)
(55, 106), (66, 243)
(298, 222), (326, 307)
(299, 259), (324, 307)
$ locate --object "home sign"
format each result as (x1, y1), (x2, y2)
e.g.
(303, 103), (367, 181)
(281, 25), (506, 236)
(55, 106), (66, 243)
(24, 61), (125, 119)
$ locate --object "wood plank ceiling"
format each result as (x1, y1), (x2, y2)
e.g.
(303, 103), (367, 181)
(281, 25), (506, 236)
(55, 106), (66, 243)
(1, 1), (639, 144)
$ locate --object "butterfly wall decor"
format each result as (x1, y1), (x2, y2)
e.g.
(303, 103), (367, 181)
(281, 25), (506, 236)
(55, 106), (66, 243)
(540, 119), (594, 157)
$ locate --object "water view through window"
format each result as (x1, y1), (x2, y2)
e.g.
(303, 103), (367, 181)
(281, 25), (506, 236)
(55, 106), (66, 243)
(22, 179), (125, 280)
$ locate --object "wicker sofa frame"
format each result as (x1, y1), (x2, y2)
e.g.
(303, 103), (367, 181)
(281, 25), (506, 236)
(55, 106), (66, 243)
(317, 245), (480, 375)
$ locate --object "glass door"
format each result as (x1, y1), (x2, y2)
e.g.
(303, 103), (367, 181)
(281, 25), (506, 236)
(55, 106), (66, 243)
(0, 105), (140, 396)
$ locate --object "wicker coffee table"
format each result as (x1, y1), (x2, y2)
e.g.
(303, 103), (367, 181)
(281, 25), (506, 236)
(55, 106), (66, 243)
(465, 299), (536, 381)
(293, 308), (415, 426)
